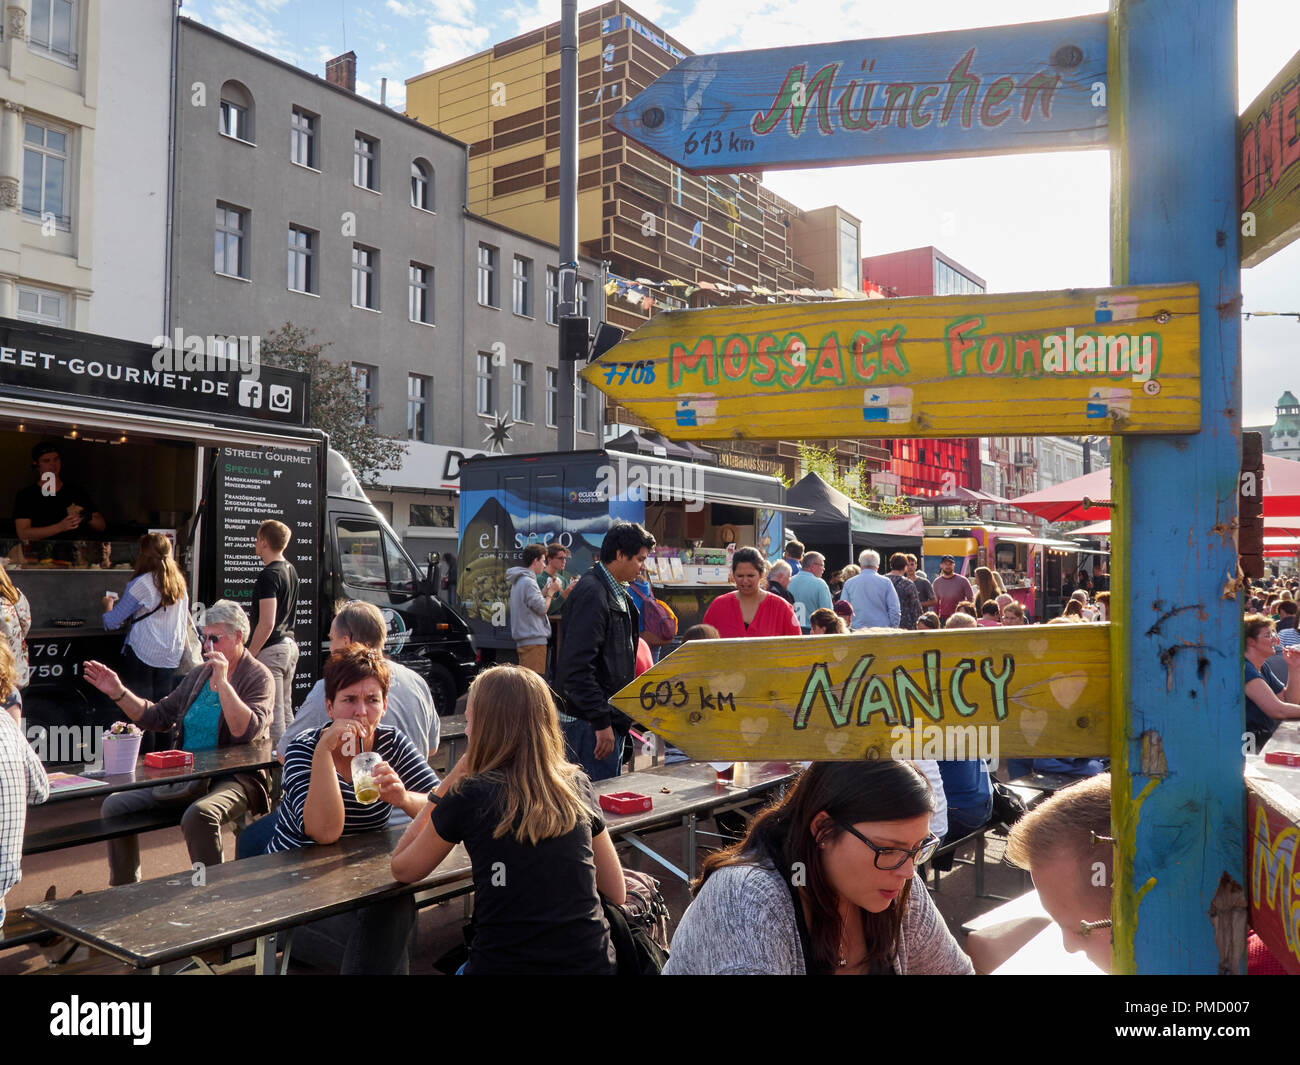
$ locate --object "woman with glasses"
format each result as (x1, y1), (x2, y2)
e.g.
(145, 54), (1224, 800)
(1244, 612), (1300, 749)
(82, 600), (275, 885)
(664, 760), (973, 975)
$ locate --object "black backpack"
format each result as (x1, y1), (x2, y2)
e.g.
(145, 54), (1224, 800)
(602, 869), (670, 975)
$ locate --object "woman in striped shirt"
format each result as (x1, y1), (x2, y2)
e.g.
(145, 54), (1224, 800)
(270, 646), (438, 853)
(269, 645), (438, 974)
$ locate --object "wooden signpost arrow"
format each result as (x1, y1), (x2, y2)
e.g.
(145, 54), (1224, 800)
(1241, 47), (1300, 268)
(582, 282), (1200, 441)
(608, 14), (1108, 174)
(615, 626), (1110, 761)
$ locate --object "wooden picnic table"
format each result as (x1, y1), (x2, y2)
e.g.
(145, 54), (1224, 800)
(42, 742), (277, 804)
(24, 759), (798, 973)
(24, 743), (277, 856)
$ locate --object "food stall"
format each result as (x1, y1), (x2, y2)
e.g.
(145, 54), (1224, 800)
(457, 448), (810, 651)
(0, 318), (321, 753)
(785, 473), (924, 572)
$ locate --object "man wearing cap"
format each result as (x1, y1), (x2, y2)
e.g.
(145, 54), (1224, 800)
(14, 443), (106, 554)
(931, 555), (974, 622)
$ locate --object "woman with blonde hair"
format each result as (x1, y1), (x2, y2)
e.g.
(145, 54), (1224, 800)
(0, 638), (21, 725)
(0, 567), (31, 692)
(101, 533), (191, 700)
(392, 665), (626, 973)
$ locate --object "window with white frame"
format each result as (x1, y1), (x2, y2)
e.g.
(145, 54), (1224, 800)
(214, 203), (247, 277)
(290, 107), (317, 167)
(576, 278), (591, 317)
(476, 353), (494, 415)
(352, 363), (377, 426)
(545, 367), (558, 427)
(409, 262), (432, 323)
(15, 285), (65, 326)
(352, 244), (378, 309)
(287, 225), (316, 293)
(354, 133), (378, 190)
(546, 266), (560, 325)
(576, 377), (593, 434)
(411, 159), (432, 210)
(22, 120), (69, 227)
(408, 374), (430, 441)
(219, 81), (253, 141)
(477, 244), (498, 307)
(512, 256), (532, 316)
(29, 0), (76, 63)
(512, 360), (531, 422)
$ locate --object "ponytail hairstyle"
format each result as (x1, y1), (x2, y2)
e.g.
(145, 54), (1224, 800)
(132, 533), (187, 607)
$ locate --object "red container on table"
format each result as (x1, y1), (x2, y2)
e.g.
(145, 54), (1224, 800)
(599, 791), (653, 815)
(1265, 750), (1300, 767)
(144, 750), (194, 769)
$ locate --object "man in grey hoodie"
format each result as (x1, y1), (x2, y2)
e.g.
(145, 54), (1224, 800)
(508, 544), (557, 675)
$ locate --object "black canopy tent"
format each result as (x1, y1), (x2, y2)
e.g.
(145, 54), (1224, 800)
(785, 473), (924, 571)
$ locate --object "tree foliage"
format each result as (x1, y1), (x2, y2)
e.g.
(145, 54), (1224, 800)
(797, 442), (913, 515)
(259, 322), (406, 484)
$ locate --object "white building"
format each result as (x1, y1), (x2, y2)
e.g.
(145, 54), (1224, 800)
(1034, 437), (1086, 491)
(0, 0), (172, 341)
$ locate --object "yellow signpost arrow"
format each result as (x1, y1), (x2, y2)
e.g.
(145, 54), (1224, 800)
(581, 282), (1199, 441)
(1241, 47), (1300, 269)
(615, 626), (1110, 761)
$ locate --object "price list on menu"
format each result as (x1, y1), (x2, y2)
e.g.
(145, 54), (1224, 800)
(212, 445), (321, 702)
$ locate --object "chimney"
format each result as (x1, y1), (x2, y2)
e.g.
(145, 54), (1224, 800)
(326, 51), (357, 93)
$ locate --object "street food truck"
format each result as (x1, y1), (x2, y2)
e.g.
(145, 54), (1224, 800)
(923, 522), (1106, 620)
(457, 448), (803, 653)
(0, 319), (474, 760)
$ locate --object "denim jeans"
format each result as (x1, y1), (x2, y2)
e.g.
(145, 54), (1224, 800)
(236, 807), (281, 859)
(560, 718), (626, 782)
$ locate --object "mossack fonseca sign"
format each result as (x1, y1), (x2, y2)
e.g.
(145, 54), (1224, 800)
(0, 321), (306, 427)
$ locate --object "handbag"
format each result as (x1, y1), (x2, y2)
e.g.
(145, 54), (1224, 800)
(990, 781), (1029, 827)
(628, 583), (678, 646)
(176, 610), (204, 674)
(601, 869), (670, 975)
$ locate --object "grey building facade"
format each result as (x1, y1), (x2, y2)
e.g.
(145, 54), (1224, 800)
(462, 213), (605, 456)
(170, 18), (466, 449)
(170, 19), (608, 557)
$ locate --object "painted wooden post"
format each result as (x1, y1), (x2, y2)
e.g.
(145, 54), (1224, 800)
(1109, 0), (1244, 974)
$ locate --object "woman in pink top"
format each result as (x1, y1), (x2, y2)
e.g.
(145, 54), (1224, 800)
(702, 547), (802, 639)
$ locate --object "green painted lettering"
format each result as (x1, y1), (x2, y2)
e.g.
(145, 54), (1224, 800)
(794, 662), (848, 730)
(980, 654), (1015, 720)
(949, 657), (978, 717)
(857, 675), (899, 728)
(893, 650), (943, 727)
(669, 337), (717, 387)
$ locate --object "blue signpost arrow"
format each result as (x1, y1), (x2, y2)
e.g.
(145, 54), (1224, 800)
(609, 14), (1109, 174)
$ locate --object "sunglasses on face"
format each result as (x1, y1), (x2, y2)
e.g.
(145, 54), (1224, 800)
(201, 632), (225, 650)
(836, 823), (941, 871)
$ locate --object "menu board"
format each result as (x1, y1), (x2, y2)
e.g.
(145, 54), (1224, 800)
(212, 445), (321, 703)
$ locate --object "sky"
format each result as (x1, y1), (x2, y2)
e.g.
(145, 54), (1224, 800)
(180, 0), (1299, 427)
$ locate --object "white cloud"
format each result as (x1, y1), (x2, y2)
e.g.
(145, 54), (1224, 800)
(420, 23), (492, 72)
(210, 0), (299, 64)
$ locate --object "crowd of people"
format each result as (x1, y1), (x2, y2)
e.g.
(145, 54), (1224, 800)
(4, 511), (1299, 975)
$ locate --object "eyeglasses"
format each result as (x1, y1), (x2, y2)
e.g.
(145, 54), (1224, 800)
(836, 823), (941, 871)
(201, 632), (225, 649)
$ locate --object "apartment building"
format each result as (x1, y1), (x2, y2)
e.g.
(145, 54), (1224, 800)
(0, 0), (171, 342)
(405, 1), (869, 482)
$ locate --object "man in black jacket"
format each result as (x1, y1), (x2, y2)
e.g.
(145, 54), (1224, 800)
(556, 522), (655, 780)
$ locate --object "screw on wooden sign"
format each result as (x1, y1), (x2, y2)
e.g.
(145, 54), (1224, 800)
(583, 282), (1200, 441)
(613, 625), (1110, 760)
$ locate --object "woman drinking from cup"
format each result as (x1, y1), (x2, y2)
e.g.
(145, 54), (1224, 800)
(267, 645), (437, 853)
(701, 546), (801, 639)
(664, 760), (973, 975)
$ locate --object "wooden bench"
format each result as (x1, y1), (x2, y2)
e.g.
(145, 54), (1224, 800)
(0, 911), (58, 953)
(23, 760), (798, 974)
(23, 808), (185, 856)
